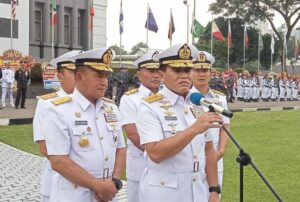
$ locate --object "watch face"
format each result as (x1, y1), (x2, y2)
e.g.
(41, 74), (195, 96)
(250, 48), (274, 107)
(209, 185), (221, 194)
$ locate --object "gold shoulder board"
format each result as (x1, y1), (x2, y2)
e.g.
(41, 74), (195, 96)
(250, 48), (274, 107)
(144, 93), (164, 103)
(40, 92), (58, 100)
(51, 96), (72, 105)
(211, 89), (226, 96)
(102, 97), (116, 104)
(124, 88), (138, 95)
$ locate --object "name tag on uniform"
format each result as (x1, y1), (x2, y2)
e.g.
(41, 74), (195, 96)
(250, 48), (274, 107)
(164, 116), (178, 121)
(104, 113), (118, 123)
(75, 120), (88, 125)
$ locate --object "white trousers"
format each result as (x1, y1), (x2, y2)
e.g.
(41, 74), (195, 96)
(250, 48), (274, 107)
(1, 85), (14, 105)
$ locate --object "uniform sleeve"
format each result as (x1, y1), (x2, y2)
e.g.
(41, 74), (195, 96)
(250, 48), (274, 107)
(43, 106), (71, 155)
(33, 99), (47, 142)
(136, 102), (164, 145)
(119, 95), (137, 126)
(115, 108), (126, 149)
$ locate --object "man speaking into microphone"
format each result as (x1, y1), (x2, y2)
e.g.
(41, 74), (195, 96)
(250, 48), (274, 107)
(191, 51), (231, 190)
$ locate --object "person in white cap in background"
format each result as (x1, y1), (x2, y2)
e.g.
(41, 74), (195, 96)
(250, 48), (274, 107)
(1, 60), (15, 107)
(43, 48), (126, 202)
(191, 51), (230, 194)
(136, 43), (222, 202)
(119, 50), (162, 202)
(33, 50), (82, 202)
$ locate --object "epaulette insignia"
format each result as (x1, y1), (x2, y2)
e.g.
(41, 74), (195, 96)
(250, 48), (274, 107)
(125, 88), (138, 95)
(102, 97), (116, 104)
(39, 92), (58, 100)
(144, 93), (164, 103)
(51, 96), (72, 105)
(211, 89), (226, 96)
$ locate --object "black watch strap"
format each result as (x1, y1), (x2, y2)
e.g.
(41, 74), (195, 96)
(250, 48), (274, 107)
(209, 185), (221, 194)
(112, 178), (123, 190)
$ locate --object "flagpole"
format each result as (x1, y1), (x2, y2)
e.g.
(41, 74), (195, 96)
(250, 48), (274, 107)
(187, 4), (190, 43)
(192, 0), (196, 44)
(227, 19), (230, 69)
(243, 23), (246, 70)
(10, 0), (13, 50)
(258, 31), (261, 71)
(170, 8), (172, 46)
(211, 19), (213, 54)
(146, 3), (149, 51)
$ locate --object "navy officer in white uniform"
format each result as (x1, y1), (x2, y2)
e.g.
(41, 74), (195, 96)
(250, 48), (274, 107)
(119, 50), (162, 202)
(43, 48), (126, 202)
(136, 43), (222, 202)
(33, 50), (82, 202)
(191, 51), (230, 189)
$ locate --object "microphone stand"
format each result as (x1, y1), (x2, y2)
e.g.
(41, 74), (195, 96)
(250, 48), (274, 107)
(208, 106), (283, 202)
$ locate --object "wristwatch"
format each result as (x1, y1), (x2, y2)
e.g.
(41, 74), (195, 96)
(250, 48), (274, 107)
(209, 185), (221, 194)
(112, 178), (123, 190)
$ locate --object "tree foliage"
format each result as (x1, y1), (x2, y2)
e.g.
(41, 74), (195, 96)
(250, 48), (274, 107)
(209, 0), (300, 72)
(130, 42), (148, 54)
(109, 45), (127, 55)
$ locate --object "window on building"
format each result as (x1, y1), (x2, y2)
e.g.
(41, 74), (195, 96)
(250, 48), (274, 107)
(0, 0), (12, 4)
(64, 14), (71, 44)
(0, 17), (18, 38)
(35, 10), (42, 42)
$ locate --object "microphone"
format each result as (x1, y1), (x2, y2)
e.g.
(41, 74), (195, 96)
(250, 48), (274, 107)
(190, 92), (233, 118)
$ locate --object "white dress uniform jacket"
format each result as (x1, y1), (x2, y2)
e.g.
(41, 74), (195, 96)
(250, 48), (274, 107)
(136, 86), (214, 202)
(1, 68), (15, 105)
(33, 89), (67, 201)
(119, 84), (152, 202)
(44, 88), (126, 202)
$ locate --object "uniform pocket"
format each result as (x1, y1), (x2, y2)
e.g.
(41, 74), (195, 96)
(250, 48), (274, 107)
(147, 172), (178, 189)
(72, 127), (94, 151)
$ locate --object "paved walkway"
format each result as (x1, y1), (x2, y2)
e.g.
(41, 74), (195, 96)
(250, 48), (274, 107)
(0, 142), (128, 202)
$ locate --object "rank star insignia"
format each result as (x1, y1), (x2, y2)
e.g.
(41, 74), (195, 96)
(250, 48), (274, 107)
(79, 136), (89, 147)
(75, 112), (81, 118)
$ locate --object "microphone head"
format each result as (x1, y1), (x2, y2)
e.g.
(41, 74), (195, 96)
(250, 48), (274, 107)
(190, 92), (205, 106)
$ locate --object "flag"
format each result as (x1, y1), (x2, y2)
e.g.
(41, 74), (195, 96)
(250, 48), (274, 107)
(228, 20), (232, 48)
(244, 24), (249, 49)
(192, 19), (204, 38)
(51, 0), (57, 26)
(168, 11), (175, 40)
(12, 0), (17, 20)
(119, 0), (124, 34)
(258, 31), (263, 51)
(212, 21), (225, 41)
(145, 6), (158, 33)
(270, 34), (275, 54)
(89, 5), (95, 31)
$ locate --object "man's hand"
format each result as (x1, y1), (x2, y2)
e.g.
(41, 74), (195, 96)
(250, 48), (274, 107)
(209, 192), (220, 202)
(93, 179), (117, 202)
(190, 112), (222, 134)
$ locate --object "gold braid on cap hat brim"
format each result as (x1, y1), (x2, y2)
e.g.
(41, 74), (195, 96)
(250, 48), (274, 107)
(193, 63), (212, 69)
(60, 63), (76, 70)
(162, 60), (194, 68)
(140, 62), (160, 69)
(83, 62), (113, 72)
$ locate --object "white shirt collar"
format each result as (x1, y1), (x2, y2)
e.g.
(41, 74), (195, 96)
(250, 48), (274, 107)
(160, 86), (190, 106)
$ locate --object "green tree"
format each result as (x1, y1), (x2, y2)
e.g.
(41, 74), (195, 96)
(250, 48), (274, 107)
(109, 45), (127, 55)
(209, 0), (300, 72)
(130, 42), (148, 54)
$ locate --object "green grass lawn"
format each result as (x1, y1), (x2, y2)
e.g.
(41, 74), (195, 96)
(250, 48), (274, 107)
(0, 110), (300, 201)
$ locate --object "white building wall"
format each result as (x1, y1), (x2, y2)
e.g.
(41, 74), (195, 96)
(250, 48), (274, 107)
(0, 1), (29, 55)
(93, 0), (107, 48)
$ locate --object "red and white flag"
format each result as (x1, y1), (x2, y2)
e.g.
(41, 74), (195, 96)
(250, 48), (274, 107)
(12, 0), (17, 20)
(244, 24), (249, 49)
(212, 20), (225, 41)
(228, 20), (232, 48)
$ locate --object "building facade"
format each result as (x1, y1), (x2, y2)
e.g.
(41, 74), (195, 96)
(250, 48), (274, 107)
(0, 0), (107, 62)
(0, 0), (29, 55)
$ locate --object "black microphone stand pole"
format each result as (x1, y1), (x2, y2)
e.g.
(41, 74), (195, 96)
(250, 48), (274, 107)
(208, 106), (283, 202)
